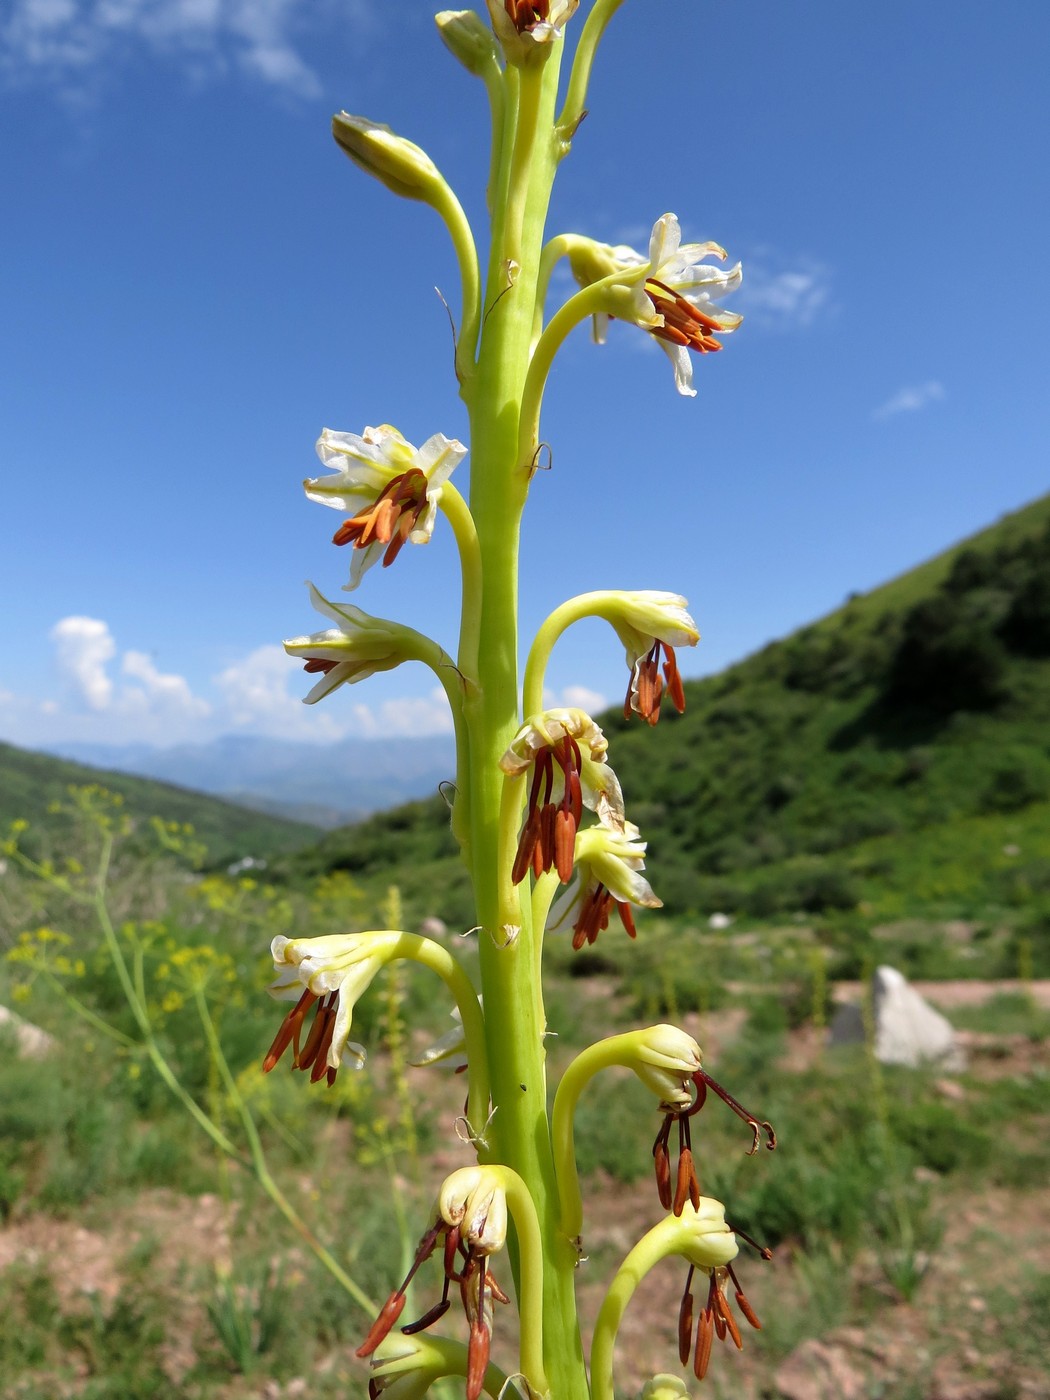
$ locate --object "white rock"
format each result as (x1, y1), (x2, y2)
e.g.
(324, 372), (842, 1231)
(827, 966), (966, 1071)
(873, 965), (966, 1070)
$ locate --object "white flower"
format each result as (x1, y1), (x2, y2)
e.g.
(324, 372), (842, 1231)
(548, 821), (662, 949)
(499, 707), (608, 774)
(283, 583), (415, 703)
(501, 709), (625, 886)
(609, 591), (699, 725)
(304, 424), (466, 590)
(263, 933), (388, 1080)
(574, 214), (743, 397)
(486, 0), (578, 63)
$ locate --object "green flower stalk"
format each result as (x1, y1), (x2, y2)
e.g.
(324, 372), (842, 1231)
(269, 4), (772, 1395)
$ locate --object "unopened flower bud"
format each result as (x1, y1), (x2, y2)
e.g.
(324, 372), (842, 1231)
(332, 113), (446, 203)
(435, 10), (499, 75)
(631, 1024), (703, 1109)
(641, 1377), (691, 1400)
(438, 1166), (508, 1255)
(677, 1198), (739, 1271)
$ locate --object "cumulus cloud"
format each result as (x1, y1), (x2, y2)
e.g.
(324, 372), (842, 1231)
(122, 648), (211, 719)
(542, 683), (609, 716)
(43, 614), (210, 741)
(214, 644), (453, 740)
(739, 255), (831, 328)
(872, 380), (945, 421)
(0, 0), (373, 97)
(50, 615), (117, 709)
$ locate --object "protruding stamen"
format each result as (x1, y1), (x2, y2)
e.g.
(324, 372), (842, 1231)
(694, 1307), (714, 1379)
(356, 1289), (407, 1357)
(262, 988), (317, 1073)
(678, 1264), (695, 1366)
(697, 1070), (777, 1153)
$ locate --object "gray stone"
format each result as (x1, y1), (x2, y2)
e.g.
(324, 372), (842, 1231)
(873, 965), (965, 1070)
(827, 965), (966, 1071)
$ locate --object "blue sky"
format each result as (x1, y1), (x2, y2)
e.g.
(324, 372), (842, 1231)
(2, 0), (1048, 752)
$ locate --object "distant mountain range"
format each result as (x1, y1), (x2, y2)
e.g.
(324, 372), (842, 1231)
(49, 733), (456, 828)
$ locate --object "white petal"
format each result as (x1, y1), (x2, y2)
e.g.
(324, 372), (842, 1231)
(647, 214), (682, 272)
(659, 341), (697, 397)
(307, 582), (370, 632)
(343, 540), (383, 591)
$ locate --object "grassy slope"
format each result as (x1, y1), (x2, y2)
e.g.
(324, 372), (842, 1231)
(0, 740), (317, 868)
(274, 494), (1050, 926)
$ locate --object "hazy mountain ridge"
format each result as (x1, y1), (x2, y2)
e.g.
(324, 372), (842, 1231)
(0, 740), (316, 868)
(50, 733), (456, 828)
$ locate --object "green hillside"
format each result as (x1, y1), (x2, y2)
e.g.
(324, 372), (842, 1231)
(0, 740), (317, 868)
(275, 494), (1050, 929)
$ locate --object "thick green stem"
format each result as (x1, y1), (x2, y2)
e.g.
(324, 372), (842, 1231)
(463, 39), (589, 1400)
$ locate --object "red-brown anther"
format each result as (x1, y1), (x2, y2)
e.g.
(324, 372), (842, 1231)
(262, 987), (317, 1073)
(296, 994), (333, 1072)
(645, 278), (727, 355)
(617, 899), (638, 940)
(653, 1121), (673, 1210)
(466, 1314), (491, 1400)
(504, 0), (549, 29)
(715, 1283), (743, 1350)
(356, 1289), (407, 1358)
(331, 469), (429, 565)
(512, 736), (585, 887)
(626, 641), (686, 726)
(663, 645), (686, 714)
(554, 808), (576, 884)
(678, 1265), (695, 1366)
(674, 1145), (702, 1217)
(302, 658), (339, 676)
(512, 808), (542, 885)
(694, 1307), (714, 1380)
(727, 1263), (763, 1330)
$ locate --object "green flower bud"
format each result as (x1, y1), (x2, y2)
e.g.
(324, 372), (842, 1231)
(641, 1377), (691, 1400)
(435, 10), (500, 75)
(332, 113), (446, 203)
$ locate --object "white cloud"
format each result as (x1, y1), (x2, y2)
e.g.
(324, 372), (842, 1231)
(542, 683), (610, 716)
(872, 380), (945, 421)
(740, 256), (831, 328)
(50, 615), (116, 709)
(349, 690), (454, 739)
(0, 0), (373, 96)
(39, 615), (210, 741)
(122, 648), (211, 719)
(214, 644), (454, 741)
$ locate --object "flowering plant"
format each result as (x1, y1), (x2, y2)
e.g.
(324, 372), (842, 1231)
(267, 4), (776, 1396)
